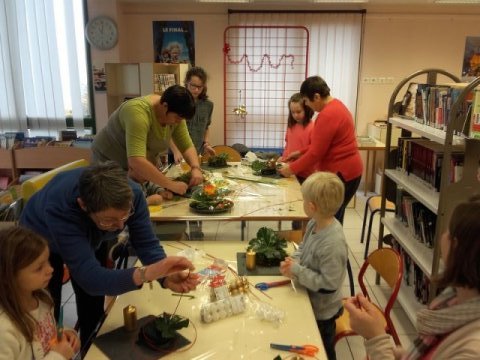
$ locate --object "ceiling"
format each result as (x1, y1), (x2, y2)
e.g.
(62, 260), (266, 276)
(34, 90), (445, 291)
(118, 0), (480, 14)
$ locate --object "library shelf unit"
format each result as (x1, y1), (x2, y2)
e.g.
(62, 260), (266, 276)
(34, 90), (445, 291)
(105, 62), (189, 116)
(378, 68), (480, 325)
(0, 148), (16, 188)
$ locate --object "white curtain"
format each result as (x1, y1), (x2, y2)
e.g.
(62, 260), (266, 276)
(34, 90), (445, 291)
(229, 11), (364, 125)
(0, 0), (88, 137)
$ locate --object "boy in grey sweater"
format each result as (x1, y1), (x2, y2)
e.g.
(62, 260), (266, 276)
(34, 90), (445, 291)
(280, 171), (347, 360)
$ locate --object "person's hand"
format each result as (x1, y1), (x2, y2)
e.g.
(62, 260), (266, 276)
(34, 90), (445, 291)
(146, 194), (164, 206)
(168, 180), (189, 195)
(164, 270), (201, 293)
(344, 294), (386, 340)
(189, 167), (203, 187)
(50, 333), (75, 359)
(173, 151), (183, 164)
(204, 145), (216, 156)
(64, 329), (81, 353)
(285, 151), (301, 161)
(159, 190), (174, 200)
(150, 256), (195, 280)
(279, 257), (294, 278)
(278, 163), (293, 178)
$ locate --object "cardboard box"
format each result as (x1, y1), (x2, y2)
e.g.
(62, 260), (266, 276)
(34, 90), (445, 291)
(367, 122), (402, 146)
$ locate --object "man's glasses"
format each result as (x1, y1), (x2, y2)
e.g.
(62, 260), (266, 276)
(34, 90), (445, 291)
(187, 82), (204, 91)
(95, 207), (135, 228)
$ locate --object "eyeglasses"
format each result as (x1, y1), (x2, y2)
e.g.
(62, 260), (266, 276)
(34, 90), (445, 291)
(187, 82), (204, 91)
(94, 207), (135, 228)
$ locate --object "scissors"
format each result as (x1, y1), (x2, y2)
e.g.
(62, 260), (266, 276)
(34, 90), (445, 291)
(254, 279), (291, 291)
(270, 343), (319, 357)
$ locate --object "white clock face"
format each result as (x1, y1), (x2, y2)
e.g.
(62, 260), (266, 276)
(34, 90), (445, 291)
(86, 16), (118, 50)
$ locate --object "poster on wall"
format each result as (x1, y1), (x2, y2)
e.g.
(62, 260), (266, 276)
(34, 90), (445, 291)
(153, 21), (195, 65)
(93, 65), (107, 92)
(461, 36), (480, 81)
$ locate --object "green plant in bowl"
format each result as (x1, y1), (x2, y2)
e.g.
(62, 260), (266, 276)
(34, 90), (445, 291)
(138, 312), (189, 348)
(208, 152), (229, 167)
(247, 227), (288, 266)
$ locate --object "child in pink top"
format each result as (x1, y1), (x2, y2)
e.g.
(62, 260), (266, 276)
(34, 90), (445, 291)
(279, 93), (315, 182)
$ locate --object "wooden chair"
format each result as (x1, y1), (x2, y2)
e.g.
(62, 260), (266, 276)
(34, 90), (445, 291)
(22, 159), (89, 203)
(360, 195), (396, 259)
(335, 247), (403, 346)
(203, 145), (242, 162)
(276, 229), (304, 245)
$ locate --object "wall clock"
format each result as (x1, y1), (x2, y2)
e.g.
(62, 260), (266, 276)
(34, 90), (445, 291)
(85, 16), (118, 50)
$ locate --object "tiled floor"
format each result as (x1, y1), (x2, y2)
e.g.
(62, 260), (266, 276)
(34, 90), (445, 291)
(61, 190), (416, 359)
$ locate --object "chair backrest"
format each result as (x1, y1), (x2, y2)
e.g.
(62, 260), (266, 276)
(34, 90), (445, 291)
(204, 145), (242, 162)
(276, 229), (304, 244)
(358, 247), (403, 316)
(21, 159), (89, 203)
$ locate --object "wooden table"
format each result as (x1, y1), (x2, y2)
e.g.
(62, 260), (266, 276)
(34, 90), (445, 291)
(84, 241), (326, 360)
(357, 138), (386, 195)
(149, 164), (308, 239)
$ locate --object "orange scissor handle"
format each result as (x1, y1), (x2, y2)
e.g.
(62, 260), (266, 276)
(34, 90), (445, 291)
(291, 344), (319, 356)
(270, 343), (319, 356)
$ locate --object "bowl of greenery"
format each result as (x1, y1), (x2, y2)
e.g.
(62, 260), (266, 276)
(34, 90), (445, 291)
(138, 312), (189, 349)
(189, 183), (234, 214)
(247, 227), (288, 267)
(207, 152), (229, 168)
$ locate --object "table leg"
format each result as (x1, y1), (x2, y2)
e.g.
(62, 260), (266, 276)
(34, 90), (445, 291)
(364, 150), (371, 196)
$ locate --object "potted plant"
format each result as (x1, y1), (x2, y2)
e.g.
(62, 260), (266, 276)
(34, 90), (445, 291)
(138, 312), (189, 349)
(207, 152), (229, 167)
(247, 227), (288, 266)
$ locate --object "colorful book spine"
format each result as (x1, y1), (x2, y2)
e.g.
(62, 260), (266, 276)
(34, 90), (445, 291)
(469, 89), (480, 139)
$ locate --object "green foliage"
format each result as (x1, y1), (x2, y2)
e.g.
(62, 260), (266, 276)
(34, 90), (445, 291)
(175, 171), (192, 184)
(251, 159), (267, 173)
(153, 313), (189, 339)
(208, 152), (229, 167)
(247, 227), (288, 266)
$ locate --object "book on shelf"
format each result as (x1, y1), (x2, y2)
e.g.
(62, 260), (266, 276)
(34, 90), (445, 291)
(153, 73), (176, 94)
(414, 264), (430, 305)
(391, 238), (414, 286)
(400, 82), (471, 133)
(469, 89), (480, 139)
(22, 136), (55, 148)
(0, 176), (9, 191)
(395, 137), (464, 190)
(395, 188), (436, 247)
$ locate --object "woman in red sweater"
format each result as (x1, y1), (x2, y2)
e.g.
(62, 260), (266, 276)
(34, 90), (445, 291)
(279, 76), (363, 223)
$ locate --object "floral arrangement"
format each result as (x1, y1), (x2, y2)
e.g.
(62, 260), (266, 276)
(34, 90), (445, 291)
(207, 152), (229, 167)
(190, 182), (233, 213)
(138, 312), (189, 349)
(247, 227), (288, 266)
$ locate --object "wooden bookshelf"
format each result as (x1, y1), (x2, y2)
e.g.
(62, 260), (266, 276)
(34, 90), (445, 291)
(105, 62), (189, 116)
(0, 148), (16, 188)
(13, 147), (91, 171)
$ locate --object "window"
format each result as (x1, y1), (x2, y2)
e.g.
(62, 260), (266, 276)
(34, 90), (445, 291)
(226, 11), (364, 149)
(0, 0), (91, 137)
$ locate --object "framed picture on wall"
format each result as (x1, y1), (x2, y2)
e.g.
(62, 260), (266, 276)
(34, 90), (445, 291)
(462, 36), (480, 82)
(153, 21), (195, 65)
